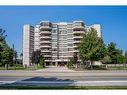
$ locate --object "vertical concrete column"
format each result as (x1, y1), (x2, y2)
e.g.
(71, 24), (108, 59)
(55, 62), (58, 67)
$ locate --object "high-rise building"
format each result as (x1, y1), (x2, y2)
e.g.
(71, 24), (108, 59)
(23, 21), (101, 66)
(23, 25), (34, 66)
(34, 25), (40, 51)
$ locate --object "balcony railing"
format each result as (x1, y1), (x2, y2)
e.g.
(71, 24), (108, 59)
(40, 41), (51, 44)
(40, 36), (51, 39)
(39, 26), (52, 30)
(41, 50), (51, 52)
(73, 25), (84, 31)
(73, 31), (84, 34)
(40, 31), (51, 34)
(43, 55), (52, 57)
(73, 36), (83, 39)
(73, 41), (81, 43)
(40, 45), (51, 48)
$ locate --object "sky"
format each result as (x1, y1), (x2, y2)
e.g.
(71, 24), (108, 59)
(0, 6), (127, 55)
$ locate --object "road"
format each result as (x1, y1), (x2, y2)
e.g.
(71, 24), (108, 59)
(0, 67), (127, 86)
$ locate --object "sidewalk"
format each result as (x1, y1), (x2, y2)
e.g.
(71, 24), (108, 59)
(36, 67), (75, 72)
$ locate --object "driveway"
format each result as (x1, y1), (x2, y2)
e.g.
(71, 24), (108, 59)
(36, 66), (75, 72)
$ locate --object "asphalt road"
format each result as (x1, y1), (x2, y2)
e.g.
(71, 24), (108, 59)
(0, 75), (127, 86)
(0, 67), (127, 86)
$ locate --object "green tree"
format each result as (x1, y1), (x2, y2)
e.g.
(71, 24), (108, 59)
(0, 29), (7, 64)
(31, 50), (41, 65)
(117, 54), (126, 64)
(67, 58), (75, 69)
(107, 42), (123, 64)
(0, 29), (13, 69)
(103, 55), (111, 64)
(39, 54), (45, 68)
(19, 53), (23, 65)
(78, 28), (106, 69)
(125, 51), (127, 64)
(1, 44), (13, 69)
(103, 55), (111, 69)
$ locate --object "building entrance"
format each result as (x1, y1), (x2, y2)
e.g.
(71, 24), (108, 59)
(58, 62), (67, 67)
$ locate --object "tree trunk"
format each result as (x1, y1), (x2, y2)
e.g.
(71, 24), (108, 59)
(5, 64), (8, 70)
(90, 61), (93, 69)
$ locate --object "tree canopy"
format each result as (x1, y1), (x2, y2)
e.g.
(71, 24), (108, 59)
(0, 28), (13, 69)
(78, 28), (106, 62)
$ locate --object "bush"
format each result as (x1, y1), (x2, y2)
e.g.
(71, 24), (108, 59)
(67, 58), (75, 69)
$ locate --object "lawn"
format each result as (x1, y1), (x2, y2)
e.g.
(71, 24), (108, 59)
(0, 66), (43, 70)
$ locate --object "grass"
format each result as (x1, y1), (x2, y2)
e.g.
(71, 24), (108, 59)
(108, 66), (127, 70)
(0, 66), (44, 70)
(0, 85), (127, 89)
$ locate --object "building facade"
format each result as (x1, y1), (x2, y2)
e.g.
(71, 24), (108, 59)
(23, 25), (34, 66)
(23, 21), (101, 66)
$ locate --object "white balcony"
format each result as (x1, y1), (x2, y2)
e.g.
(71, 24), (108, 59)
(39, 26), (52, 30)
(73, 41), (81, 43)
(40, 41), (51, 44)
(40, 36), (51, 39)
(73, 36), (83, 39)
(44, 55), (52, 57)
(45, 60), (51, 62)
(73, 31), (84, 34)
(40, 31), (51, 34)
(41, 50), (51, 52)
(40, 45), (51, 48)
(73, 50), (79, 52)
(73, 45), (78, 48)
(73, 25), (84, 30)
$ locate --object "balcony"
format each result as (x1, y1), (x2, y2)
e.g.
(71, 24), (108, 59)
(73, 25), (84, 31)
(73, 36), (83, 39)
(43, 55), (52, 57)
(40, 41), (51, 44)
(39, 26), (52, 31)
(73, 45), (78, 48)
(73, 41), (81, 44)
(40, 31), (51, 34)
(73, 31), (84, 34)
(45, 59), (51, 62)
(40, 45), (51, 48)
(40, 36), (51, 40)
(73, 50), (79, 52)
(41, 50), (51, 53)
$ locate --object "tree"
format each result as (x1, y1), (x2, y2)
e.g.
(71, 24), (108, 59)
(31, 50), (41, 65)
(125, 51), (127, 64)
(103, 55), (111, 64)
(39, 54), (45, 68)
(0, 29), (7, 64)
(117, 54), (126, 64)
(20, 53), (23, 64)
(1, 44), (13, 69)
(78, 28), (106, 69)
(67, 58), (75, 69)
(103, 55), (111, 69)
(107, 42), (123, 64)
(0, 28), (14, 69)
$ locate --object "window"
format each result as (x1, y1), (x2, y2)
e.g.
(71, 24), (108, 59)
(52, 30), (57, 33)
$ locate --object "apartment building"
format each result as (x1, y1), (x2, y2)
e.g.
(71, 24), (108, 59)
(23, 25), (34, 66)
(34, 25), (40, 51)
(23, 21), (101, 67)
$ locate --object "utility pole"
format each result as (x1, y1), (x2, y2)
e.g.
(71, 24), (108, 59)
(12, 44), (16, 66)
